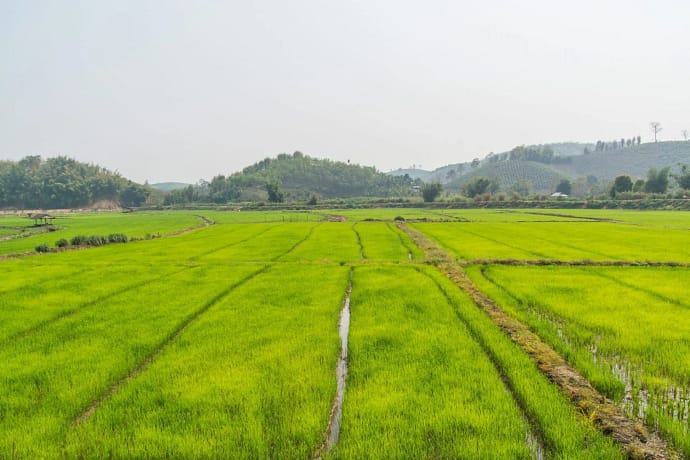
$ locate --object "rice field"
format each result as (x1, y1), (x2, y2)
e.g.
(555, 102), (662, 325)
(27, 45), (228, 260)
(1, 208), (689, 458)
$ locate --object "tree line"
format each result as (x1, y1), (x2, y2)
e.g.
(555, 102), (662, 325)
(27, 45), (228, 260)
(0, 156), (150, 208)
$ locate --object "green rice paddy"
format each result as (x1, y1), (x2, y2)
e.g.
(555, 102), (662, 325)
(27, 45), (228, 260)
(1, 208), (689, 458)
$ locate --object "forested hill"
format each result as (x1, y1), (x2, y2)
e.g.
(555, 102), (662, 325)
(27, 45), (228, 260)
(166, 152), (419, 204)
(0, 156), (150, 209)
(238, 152), (417, 198)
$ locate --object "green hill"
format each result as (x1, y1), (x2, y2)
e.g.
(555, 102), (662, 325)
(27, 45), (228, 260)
(237, 152), (417, 199)
(163, 152), (419, 204)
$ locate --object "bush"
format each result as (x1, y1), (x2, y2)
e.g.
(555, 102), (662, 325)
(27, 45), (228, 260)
(86, 235), (108, 246)
(55, 238), (69, 248)
(107, 233), (129, 243)
(71, 235), (88, 246)
(35, 243), (50, 253)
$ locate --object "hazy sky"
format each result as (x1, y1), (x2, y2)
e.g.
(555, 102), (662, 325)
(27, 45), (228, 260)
(2, 1), (690, 183)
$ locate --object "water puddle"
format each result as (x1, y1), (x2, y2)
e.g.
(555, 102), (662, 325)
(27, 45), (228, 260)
(593, 346), (689, 430)
(315, 275), (352, 458)
(525, 305), (689, 431)
(527, 430), (546, 460)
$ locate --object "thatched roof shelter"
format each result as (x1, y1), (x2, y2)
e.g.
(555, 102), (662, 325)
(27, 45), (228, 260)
(28, 213), (55, 225)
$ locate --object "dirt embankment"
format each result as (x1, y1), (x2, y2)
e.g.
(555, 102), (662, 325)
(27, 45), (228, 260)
(398, 222), (677, 460)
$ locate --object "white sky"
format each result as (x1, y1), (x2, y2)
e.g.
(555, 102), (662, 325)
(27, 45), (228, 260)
(2, 0), (689, 183)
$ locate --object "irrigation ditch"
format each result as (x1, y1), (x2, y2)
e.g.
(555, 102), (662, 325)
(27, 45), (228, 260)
(398, 222), (677, 460)
(315, 270), (352, 459)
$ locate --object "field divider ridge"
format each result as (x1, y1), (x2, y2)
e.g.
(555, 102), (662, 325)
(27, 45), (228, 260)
(189, 223), (276, 260)
(397, 222), (675, 460)
(163, 213), (216, 237)
(72, 264), (272, 425)
(459, 258), (690, 267)
(275, 222), (321, 259)
(351, 223), (366, 259)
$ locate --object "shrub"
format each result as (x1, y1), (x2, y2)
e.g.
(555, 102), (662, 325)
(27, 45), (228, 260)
(86, 235), (108, 246)
(55, 238), (69, 248)
(35, 243), (50, 253)
(107, 233), (129, 243)
(71, 235), (88, 246)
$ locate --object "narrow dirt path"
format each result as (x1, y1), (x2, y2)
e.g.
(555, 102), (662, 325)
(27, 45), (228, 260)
(398, 222), (677, 460)
(314, 270), (352, 459)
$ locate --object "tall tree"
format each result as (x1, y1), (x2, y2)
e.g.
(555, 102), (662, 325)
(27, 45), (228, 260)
(610, 175), (633, 197)
(682, 129), (689, 141)
(644, 167), (670, 193)
(265, 182), (284, 203)
(462, 177), (492, 198)
(673, 164), (690, 190)
(650, 122), (663, 142)
(421, 182), (442, 202)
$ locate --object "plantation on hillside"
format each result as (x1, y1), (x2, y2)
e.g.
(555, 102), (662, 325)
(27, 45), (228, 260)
(447, 160), (567, 194)
(387, 141), (690, 198)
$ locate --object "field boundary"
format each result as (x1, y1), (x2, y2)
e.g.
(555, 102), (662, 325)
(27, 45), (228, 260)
(398, 222), (676, 459)
(351, 223), (365, 259)
(460, 258), (690, 267)
(189, 224), (276, 260)
(276, 222), (321, 259)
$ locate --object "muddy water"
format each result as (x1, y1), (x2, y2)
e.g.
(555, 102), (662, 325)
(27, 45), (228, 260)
(316, 279), (351, 458)
(526, 305), (689, 432)
(527, 431), (545, 460)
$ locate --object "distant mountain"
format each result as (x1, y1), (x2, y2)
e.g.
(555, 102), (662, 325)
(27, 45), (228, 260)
(150, 182), (190, 192)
